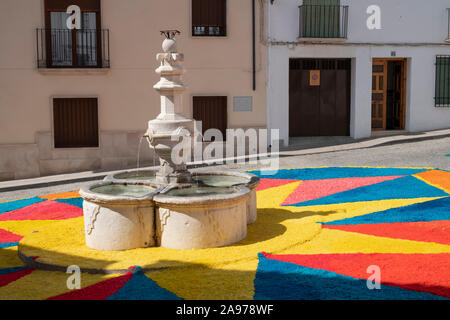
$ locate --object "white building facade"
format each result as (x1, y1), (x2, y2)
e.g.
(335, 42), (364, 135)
(266, 0), (450, 146)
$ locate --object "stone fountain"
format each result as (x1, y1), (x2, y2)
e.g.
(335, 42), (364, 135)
(79, 31), (259, 251)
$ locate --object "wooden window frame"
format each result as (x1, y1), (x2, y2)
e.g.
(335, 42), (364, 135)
(191, 0), (227, 37)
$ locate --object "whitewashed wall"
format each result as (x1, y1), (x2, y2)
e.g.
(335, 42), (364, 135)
(267, 0), (450, 145)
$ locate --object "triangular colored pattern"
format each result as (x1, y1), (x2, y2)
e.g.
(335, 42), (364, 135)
(323, 221), (450, 245)
(251, 167), (430, 181)
(108, 268), (182, 300)
(0, 197), (45, 215)
(414, 170), (450, 193)
(287, 176), (448, 207)
(282, 175), (404, 205)
(0, 229), (23, 243)
(0, 242), (19, 248)
(47, 271), (133, 300)
(262, 252), (450, 298)
(257, 181), (301, 208)
(255, 178), (299, 192)
(254, 254), (446, 300)
(324, 196), (450, 225)
(52, 197), (83, 209)
(40, 191), (80, 200)
(0, 200), (83, 221)
(0, 267), (34, 288)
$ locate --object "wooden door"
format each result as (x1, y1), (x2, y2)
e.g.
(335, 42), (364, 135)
(193, 96), (227, 141)
(392, 61), (406, 129)
(289, 68), (320, 136)
(289, 59), (350, 137)
(371, 59), (387, 130)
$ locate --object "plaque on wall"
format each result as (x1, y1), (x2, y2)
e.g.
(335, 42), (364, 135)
(310, 70), (321, 86)
(233, 96), (253, 112)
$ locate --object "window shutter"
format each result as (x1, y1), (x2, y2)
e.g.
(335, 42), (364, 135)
(435, 56), (450, 107)
(53, 98), (99, 148)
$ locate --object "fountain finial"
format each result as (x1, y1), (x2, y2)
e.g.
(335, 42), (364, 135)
(160, 30), (180, 53)
(160, 30), (180, 39)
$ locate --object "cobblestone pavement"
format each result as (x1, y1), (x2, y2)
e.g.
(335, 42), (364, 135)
(0, 137), (448, 202)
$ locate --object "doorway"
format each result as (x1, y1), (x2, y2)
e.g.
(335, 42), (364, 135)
(289, 58), (351, 137)
(371, 58), (407, 131)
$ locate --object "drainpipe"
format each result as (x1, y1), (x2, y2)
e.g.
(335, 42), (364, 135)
(252, 0), (256, 91)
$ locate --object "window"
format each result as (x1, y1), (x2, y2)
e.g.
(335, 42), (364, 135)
(435, 56), (450, 107)
(53, 98), (99, 148)
(193, 96), (227, 141)
(300, 0), (347, 39)
(43, 0), (103, 68)
(192, 0), (226, 37)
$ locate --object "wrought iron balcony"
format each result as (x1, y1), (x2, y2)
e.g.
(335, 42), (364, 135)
(298, 5), (348, 40)
(36, 28), (110, 68)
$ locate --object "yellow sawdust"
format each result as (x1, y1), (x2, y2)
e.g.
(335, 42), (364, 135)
(257, 181), (301, 208)
(18, 214), (322, 272)
(0, 247), (25, 269)
(147, 259), (258, 300)
(0, 220), (62, 238)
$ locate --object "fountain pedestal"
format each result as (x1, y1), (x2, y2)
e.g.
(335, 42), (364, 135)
(146, 31), (194, 184)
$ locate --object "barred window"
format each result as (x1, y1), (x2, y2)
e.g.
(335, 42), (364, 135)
(192, 0), (226, 37)
(435, 56), (450, 107)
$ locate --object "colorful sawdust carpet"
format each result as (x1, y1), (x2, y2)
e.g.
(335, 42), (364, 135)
(0, 167), (449, 300)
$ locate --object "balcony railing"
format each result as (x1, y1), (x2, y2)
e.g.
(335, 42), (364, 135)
(299, 5), (348, 39)
(36, 28), (110, 68)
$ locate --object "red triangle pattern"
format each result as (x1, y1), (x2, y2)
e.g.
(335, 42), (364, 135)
(0, 268), (34, 288)
(0, 229), (23, 243)
(47, 271), (133, 300)
(323, 220), (450, 245)
(262, 252), (450, 298)
(282, 175), (405, 205)
(0, 200), (82, 221)
(255, 178), (299, 192)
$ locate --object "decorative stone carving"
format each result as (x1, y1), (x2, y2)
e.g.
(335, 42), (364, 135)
(145, 30), (194, 184)
(153, 186), (250, 249)
(80, 182), (158, 251)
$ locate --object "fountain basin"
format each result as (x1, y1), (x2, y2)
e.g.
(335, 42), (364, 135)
(153, 185), (250, 249)
(191, 171), (260, 224)
(104, 169), (159, 185)
(79, 182), (159, 251)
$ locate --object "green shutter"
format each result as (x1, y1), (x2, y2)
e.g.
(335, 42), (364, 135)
(302, 0), (340, 38)
(436, 56), (450, 106)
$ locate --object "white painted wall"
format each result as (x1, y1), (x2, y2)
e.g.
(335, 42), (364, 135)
(267, 0), (450, 146)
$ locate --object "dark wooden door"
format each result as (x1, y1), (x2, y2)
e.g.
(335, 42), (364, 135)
(193, 96), (227, 141)
(371, 59), (387, 130)
(289, 59), (350, 137)
(392, 61), (405, 129)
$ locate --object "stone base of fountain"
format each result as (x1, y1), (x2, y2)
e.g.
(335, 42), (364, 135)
(154, 185), (249, 249)
(79, 182), (159, 251)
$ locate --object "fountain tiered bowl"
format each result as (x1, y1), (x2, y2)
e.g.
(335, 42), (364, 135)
(95, 169), (259, 250)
